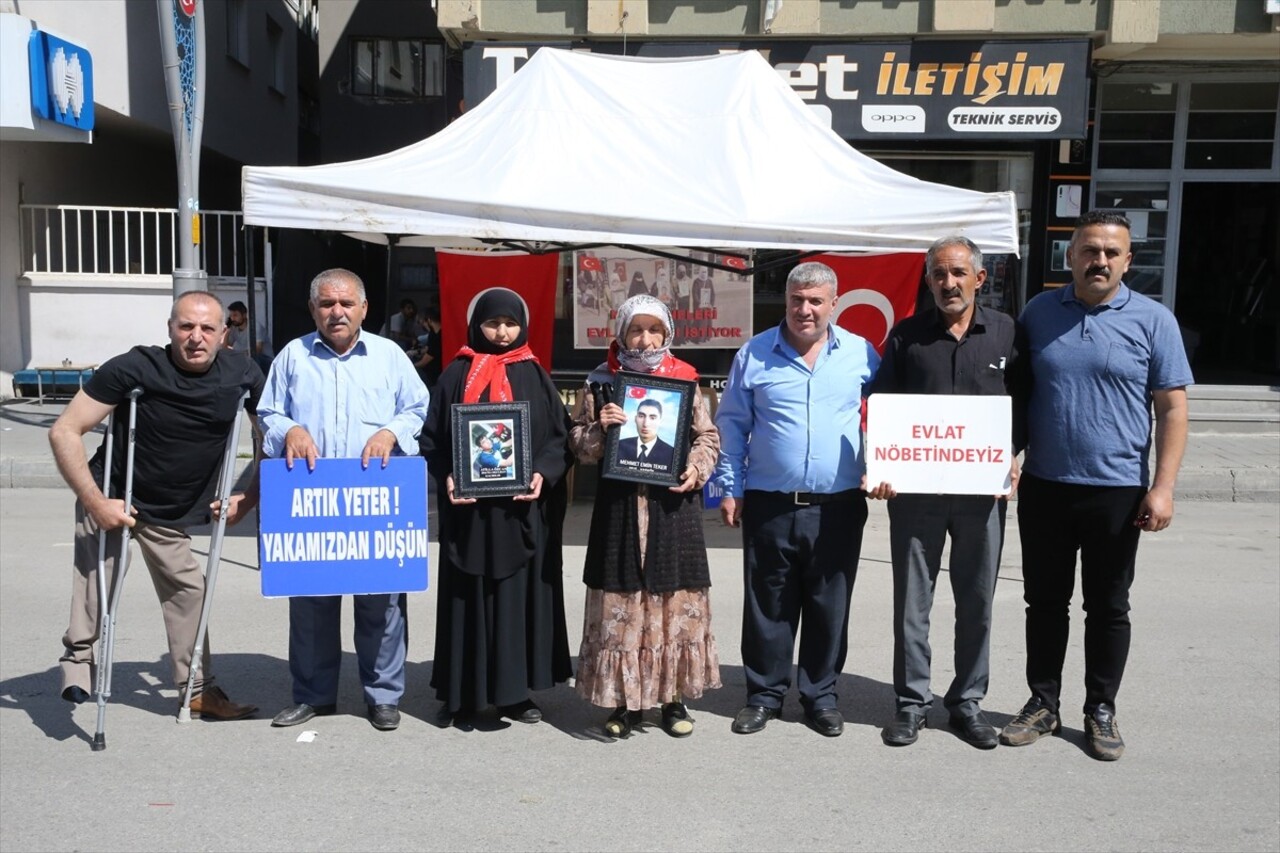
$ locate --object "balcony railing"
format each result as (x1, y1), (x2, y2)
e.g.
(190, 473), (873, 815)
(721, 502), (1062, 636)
(20, 205), (255, 279)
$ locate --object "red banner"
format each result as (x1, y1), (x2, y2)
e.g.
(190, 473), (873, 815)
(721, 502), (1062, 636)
(436, 250), (559, 369)
(813, 252), (924, 354)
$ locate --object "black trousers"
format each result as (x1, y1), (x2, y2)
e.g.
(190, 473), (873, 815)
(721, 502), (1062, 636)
(740, 491), (868, 711)
(1017, 473), (1145, 716)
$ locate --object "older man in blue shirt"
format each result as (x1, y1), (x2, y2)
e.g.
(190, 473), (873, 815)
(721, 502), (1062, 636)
(258, 268), (429, 732)
(715, 261), (880, 737)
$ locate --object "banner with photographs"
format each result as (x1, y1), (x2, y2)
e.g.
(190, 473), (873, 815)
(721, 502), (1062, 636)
(572, 248), (753, 350)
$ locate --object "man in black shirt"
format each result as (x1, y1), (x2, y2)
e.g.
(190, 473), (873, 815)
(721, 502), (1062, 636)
(867, 236), (1020, 750)
(49, 291), (263, 720)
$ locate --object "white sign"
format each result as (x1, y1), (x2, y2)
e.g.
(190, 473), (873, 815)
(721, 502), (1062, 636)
(866, 394), (1013, 495)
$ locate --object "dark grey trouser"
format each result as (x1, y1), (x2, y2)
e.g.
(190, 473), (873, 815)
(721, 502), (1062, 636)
(888, 494), (1006, 716)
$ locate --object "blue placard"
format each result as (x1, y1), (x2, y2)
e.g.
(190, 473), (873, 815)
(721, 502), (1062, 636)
(259, 457), (429, 598)
(27, 30), (95, 131)
(703, 476), (724, 511)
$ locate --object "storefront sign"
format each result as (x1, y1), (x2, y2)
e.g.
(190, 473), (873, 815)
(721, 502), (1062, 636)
(464, 40), (1089, 141)
(27, 29), (94, 131)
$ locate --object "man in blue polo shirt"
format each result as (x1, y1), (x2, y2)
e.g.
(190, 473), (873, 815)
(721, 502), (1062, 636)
(1001, 211), (1192, 761)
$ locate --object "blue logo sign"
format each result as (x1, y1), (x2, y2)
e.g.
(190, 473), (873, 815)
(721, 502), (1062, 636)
(27, 30), (94, 131)
(259, 457), (430, 598)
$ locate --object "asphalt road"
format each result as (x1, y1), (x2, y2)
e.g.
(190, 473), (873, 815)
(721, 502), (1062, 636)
(1, 490), (1277, 852)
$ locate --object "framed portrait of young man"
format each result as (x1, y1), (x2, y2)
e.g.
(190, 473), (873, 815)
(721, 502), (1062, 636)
(602, 371), (695, 487)
(450, 401), (533, 498)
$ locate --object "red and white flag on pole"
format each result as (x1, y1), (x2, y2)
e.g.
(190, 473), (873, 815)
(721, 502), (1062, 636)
(812, 252), (924, 355)
(436, 249), (560, 369)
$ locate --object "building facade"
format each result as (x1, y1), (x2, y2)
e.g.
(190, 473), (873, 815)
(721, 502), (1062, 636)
(432, 0), (1280, 382)
(0, 0), (318, 395)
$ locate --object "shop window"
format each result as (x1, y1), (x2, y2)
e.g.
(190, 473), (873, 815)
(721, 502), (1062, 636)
(1093, 183), (1171, 303)
(1097, 82), (1176, 170)
(350, 38), (443, 100)
(1184, 82), (1279, 170)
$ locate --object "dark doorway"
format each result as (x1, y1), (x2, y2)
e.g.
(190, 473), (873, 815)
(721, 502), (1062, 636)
(1175, 182), (1280, 383)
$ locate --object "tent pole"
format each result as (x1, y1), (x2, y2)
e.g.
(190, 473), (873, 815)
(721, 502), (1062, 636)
(245, 224), (258, 357)
(385, 235), (400, 334)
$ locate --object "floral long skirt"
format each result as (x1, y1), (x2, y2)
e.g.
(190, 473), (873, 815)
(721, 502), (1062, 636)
(575, 587), (721, 711)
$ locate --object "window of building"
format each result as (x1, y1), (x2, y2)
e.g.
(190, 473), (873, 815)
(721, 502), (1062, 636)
(1093, 74), (1279, 310)
(1185, 81), (1279, 170)
(350, 39), (443, 99)
(1096, 82), (1176, 170)
(226, 0), (250, 67)
(267, 18), (284, 94)
(1091, 183), (1171, 303)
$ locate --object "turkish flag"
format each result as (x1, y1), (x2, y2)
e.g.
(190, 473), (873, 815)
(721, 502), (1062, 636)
(579, 254), (603, 273)
(436, 250), (559, 369)
(813, 252), (924, 355)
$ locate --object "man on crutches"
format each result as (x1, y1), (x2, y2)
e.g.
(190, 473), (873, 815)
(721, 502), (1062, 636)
(49, 291), (264, 729)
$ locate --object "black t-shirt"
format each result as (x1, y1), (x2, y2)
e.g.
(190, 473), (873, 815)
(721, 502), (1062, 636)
(869, 306), (1018, 397)
(85, 345), (264, 528)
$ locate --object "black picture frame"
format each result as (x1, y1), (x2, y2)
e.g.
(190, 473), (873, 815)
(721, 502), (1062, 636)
(602, 371), (696, 487)
(451, 401), (533, 498)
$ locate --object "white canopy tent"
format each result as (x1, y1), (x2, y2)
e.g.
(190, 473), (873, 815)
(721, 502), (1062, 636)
(241, 48), (1018, 258)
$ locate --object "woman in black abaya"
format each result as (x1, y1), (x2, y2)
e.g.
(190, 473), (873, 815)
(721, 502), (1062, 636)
(420, 288), (573, 725)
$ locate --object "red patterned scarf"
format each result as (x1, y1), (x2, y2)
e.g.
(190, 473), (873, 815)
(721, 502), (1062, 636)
(458, 344), (539, 403)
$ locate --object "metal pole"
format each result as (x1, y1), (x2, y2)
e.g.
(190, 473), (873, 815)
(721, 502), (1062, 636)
(158, 0), (207, 297)
(384, 235), (399, 334)
(245, 224), (257, 358)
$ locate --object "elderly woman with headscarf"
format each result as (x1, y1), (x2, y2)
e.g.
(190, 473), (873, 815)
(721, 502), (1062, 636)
(420, 287), (573, 727)
(570, 294), (722, 739)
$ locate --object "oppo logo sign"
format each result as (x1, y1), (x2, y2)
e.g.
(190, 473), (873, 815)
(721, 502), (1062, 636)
(860, 105), (925, 134)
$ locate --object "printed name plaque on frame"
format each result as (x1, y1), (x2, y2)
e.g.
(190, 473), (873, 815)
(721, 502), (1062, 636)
(602, 371), (695, 488)
(259, 457), (429, 598)
(451, 401), (533, 498)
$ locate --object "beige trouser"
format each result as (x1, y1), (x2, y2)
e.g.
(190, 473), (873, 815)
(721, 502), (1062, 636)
(60, 502), (212, 698)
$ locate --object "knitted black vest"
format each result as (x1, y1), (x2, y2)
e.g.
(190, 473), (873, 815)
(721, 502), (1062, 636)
(581, 470), (711, 594)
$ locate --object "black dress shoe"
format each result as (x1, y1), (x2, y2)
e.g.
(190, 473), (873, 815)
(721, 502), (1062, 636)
(368, 704), (401, 731)
(881, 710), (927, 746)
(949, 711), (998, 749)
(499, 698), (543, 724)
(805, 707), (845, 737)
(271, 702), (336, 727)
(731, 704), (781, 734)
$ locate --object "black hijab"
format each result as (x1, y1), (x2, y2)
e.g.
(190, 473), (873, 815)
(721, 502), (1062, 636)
(467, 288), (529, 354)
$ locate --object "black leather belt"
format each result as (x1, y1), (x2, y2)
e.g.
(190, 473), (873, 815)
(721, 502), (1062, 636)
(751, 489), (860, 506)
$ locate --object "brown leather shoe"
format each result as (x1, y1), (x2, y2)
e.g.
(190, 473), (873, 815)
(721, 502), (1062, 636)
(188, 685), (257, 720)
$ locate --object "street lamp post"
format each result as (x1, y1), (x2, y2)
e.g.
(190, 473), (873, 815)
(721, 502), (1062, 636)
(157, 0), (207, 297)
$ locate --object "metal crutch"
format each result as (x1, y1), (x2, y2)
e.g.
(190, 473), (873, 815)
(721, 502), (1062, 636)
(177, 390), (250, 723)
(91, 387), (143, 752)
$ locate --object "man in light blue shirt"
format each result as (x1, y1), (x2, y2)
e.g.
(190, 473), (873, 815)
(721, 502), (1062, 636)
(714, 261), (880, 738)
(258, 268), (428, 732)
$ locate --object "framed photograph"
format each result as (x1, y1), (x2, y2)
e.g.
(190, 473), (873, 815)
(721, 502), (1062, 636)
(602, 371), (696, 487)
(451, 401), (533, 498)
